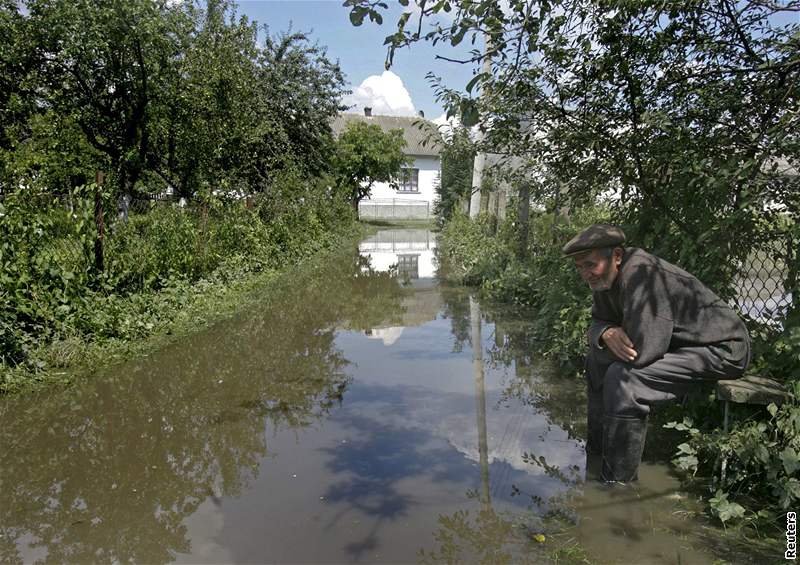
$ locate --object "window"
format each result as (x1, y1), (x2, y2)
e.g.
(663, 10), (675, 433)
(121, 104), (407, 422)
(397, 254), (419, 280)
(397, 168), (419, 192)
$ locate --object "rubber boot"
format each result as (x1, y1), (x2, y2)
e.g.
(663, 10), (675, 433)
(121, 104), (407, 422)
(601, 415), (648, 483)
(585, 386), (604, 481)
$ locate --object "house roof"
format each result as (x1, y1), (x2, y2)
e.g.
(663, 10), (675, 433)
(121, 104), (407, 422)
(331, 113), (442, 157)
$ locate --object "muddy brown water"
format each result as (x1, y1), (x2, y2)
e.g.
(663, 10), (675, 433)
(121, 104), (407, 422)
(0, 230), (771, 564)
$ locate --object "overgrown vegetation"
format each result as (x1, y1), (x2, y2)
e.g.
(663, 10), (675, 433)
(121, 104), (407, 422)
(436, 209), (608, 370)
(434, 125), (474, 226)
(0, 181), (356, 393)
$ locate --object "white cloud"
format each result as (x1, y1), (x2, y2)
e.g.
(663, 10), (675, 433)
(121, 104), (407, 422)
(342, 71), (417, 117)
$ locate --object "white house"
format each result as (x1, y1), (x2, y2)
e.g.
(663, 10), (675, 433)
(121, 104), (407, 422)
(331, 108), (441, 220)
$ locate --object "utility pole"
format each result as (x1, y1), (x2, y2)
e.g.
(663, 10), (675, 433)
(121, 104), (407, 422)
(469, 35), (492, 218)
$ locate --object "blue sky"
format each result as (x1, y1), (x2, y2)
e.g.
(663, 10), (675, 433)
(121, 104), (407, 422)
(238, 0), (479, 121)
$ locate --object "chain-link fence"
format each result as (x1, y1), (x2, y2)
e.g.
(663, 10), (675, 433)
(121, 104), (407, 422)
(733, 232), (796, 329)
(730, 170), (798, 329)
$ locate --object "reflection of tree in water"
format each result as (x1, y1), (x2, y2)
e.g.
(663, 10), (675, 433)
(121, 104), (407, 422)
(0, 246), (407, 564)
(438, 287), (586, 444)
(419, 507), (546, 565)
(340, 252), (408, 331)
(420, 295), (574, 565)
(438, 283), (472, 352)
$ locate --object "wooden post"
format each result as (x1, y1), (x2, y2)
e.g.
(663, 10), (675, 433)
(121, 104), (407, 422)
(787, 230), (797, 313)
(94, 170), (105, 274)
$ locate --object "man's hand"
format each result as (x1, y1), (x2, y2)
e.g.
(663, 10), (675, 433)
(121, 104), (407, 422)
(601, 326), (638, 363)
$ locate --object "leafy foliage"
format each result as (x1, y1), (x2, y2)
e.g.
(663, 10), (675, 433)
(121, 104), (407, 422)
(0, 0), (348, 201)
(0, 0), (359, 389)
(435, 125), (475, 226)
(665, 386), (800, 528)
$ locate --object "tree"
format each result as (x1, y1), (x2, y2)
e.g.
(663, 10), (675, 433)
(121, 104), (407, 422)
(149, 13), (349, 200)
(345, 0), (800, 293)
(258, 31), (348, 179)
(147, 0), (263, 199)
(332, 120), (410, 212)
(19, 0), (190, 200)
(435, 126), (475, 224)
(1, 0), (349, 207)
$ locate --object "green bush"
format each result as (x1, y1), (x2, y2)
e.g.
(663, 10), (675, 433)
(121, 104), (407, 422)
(0, 190), (96, 365)
(437, 212), (513, 285)
(0, 178), (357, 389)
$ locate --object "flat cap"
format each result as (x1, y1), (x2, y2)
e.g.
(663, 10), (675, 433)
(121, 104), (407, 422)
(561, 224), (626, 257)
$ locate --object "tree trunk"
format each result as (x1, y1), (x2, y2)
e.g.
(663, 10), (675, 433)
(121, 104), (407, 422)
(94, 171), (105, 275)
(469, 34), (493, 219)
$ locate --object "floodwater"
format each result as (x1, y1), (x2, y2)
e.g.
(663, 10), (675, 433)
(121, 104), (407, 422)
(0, 229), (772, 564)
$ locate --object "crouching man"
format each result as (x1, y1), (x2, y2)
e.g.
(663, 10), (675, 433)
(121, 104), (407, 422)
(562, 225), (750, 483)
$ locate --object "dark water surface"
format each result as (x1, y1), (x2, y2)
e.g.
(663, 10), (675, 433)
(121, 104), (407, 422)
(0, 230), (766, 564)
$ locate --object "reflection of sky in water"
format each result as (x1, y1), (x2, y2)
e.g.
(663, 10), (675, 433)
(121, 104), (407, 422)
(175, 230), (584, 562)
(336, 321), (583, 495)
(174, 316), (582, 564)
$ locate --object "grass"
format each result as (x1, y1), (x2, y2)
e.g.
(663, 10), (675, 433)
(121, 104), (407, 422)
(359, 218), (437, 229)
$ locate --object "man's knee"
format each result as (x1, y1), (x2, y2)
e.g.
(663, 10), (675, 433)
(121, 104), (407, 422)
(602, 361), (645, 417)
(586, 347), (616, 390)
(603, 361), (630, 389)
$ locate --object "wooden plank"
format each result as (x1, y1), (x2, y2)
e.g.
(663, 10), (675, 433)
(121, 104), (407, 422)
(716, 375), (789, 405)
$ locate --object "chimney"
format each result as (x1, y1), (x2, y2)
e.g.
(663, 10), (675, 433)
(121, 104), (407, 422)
(418, 110), (425, 118)
(364, 107), (372, 117)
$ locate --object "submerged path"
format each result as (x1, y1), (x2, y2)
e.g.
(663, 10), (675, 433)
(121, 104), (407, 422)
(0, 229), (769, 564)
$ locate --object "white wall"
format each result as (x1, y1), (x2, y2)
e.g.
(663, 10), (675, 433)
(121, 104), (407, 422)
(364, 155), (440, 204)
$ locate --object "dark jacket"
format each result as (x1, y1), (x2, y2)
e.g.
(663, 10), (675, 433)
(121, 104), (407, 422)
(588, 248), (750, 369)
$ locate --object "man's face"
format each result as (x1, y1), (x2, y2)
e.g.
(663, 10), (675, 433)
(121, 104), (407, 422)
(573, 248), (623, 292)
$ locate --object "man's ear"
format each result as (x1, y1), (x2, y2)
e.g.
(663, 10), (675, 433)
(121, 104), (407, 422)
(612, 247), (624, 266)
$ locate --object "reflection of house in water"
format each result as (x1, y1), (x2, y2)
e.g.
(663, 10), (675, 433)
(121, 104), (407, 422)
(359, 229), (442, 343)
(359, 229), (437, 285)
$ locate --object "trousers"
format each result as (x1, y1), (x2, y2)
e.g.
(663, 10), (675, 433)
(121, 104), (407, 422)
(586, 340), (749, 418)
